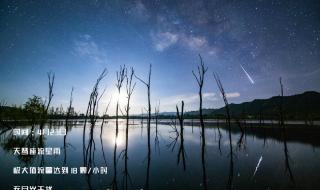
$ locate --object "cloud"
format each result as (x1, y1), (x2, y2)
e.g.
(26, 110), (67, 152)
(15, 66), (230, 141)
(203, 92), (217, 101)
(161, 92), (217, 107)
(224, 92), (240, 98)
(73, 34), (107, 64)
(151, 31), (179, 51)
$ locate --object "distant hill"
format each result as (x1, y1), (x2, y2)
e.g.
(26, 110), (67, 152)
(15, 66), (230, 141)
(184, 91), (320, 120)
(1, 91), (320, 121)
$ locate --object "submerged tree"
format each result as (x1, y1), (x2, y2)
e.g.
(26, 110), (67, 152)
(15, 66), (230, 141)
(214, 73), (234, 190)
(43, 72), (55, 116)
(116, 65), (127, 128)
(279, 77), (295, 184)
(154, 101), (160, 153)
(135, 64), (152, 190)
(192, 54), (208, 189)
(279, 77), (285, 127)
(82, 69), (107, 167)
(111, 65), (126, 190)
(65, 87), (74, 124)
(82, 69), (107, 190)
(123, 67), (136, 190)
(192, 54), (208, 137)
(176, 101), (186, 171)
(64, 87), (74, 166)
(135, 64), (152, 149)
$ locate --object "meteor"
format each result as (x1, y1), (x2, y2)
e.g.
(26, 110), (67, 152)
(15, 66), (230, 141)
(240, 64), (255, 84)
(252, 155), (263, 177)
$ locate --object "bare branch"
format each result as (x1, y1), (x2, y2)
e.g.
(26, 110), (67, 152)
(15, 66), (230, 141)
(116, 65), (127, 93)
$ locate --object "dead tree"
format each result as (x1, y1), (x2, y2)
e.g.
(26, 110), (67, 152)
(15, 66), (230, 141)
(279, 77), (284, 127)
(176, 101), (186, 171)
(44, 72), (55, 115)
(99, 97), (112, 167)
(100, 97), (111, 167)
(154, 101), (160, 127)
(111, 65), (126, 190)
(279, 77), (295, 184)
(192, 54), (208, 140)
(100, 97), (112, 137)
(64, 87), (73, 166)
(82, 69), (107, 166)
(213, 73), (233, 190)
(135, 64), (152, 159)
(116, 65), (127, 129)
(65, 87), (74, 124)
(135, 64), (152, 190)
(40, 72), (55, 128)
(141, 108), (144, 125)
(35, 72), (54, 186)
(122, 67), (136, 190)
(154, 101), (160, 153)
(84, 69), (107, 125)
(193, 55), (208, 189)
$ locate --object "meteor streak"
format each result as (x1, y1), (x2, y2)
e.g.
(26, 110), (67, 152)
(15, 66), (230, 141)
(240, 64), (255, 84)
(252, 155), (263, 177)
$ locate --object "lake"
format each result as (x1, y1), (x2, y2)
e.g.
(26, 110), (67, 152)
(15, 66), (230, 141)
(0, 119), (320, 190)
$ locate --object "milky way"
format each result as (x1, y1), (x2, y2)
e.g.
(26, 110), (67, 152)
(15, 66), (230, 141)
(0, 0), (319, 113)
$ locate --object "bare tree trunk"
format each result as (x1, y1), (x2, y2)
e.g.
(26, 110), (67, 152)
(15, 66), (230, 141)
(214, 73), (234, 190)
(192, 54), (208, 138)
(111, 65), (126, 190)
(82, 69), (107, 166)
(135, 64), (153, 188)
(64, 87), (73, 166)
(192, 54), (208, 189)
(123, 68), (136, 190)
(136, 65), (152, 147)
(279, 77), (295, 184)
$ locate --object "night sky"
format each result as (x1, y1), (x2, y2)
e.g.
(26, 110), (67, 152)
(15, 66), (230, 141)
(0, 0), (319, 114)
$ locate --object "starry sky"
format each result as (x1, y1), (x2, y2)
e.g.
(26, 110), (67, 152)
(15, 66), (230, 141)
(0, 0), (319, 114)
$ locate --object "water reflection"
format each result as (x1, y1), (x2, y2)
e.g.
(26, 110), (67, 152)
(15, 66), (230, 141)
(110, 121), (119, 190)
(201, 128), (207, 190)
(282, 124), (295, 185)
(144, 139), (151, 190)
(0, 120), (320, 190)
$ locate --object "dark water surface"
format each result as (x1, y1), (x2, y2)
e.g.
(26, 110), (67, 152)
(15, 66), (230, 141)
(1, 119), (320, 190)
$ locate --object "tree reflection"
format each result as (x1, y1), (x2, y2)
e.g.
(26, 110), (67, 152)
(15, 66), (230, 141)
(201, 131), (207, 190)
(279, 78), (295, 185)
(217, 126), (222, 155)
(154, 102), (160, 154)
(144, 143), (151, 190)
(176, 101), (187, 171)
(121, 67), (135, 190)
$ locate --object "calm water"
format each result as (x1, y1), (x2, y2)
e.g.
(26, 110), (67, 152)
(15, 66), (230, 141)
(1, 119), (320, 190)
